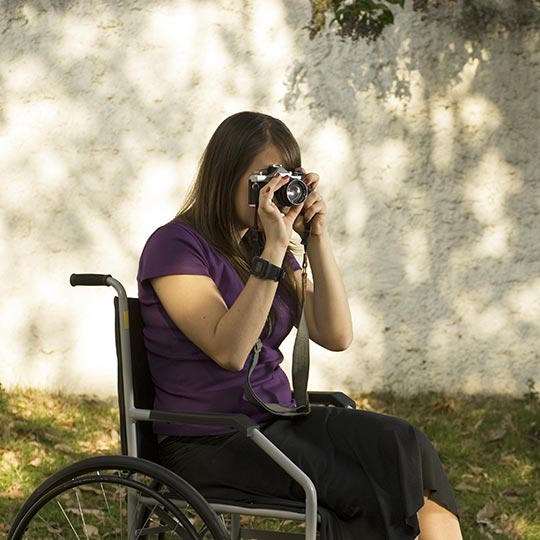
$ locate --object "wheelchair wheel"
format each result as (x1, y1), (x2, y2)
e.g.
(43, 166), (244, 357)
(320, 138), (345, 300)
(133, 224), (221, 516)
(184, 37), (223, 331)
(8, 455), (229, 540)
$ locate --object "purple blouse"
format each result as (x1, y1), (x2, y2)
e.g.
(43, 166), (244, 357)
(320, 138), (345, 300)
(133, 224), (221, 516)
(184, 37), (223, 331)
(137, 220), (299, 436)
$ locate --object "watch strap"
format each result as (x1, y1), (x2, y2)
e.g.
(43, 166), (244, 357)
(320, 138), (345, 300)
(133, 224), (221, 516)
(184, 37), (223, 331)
(250, 257), (285, 281)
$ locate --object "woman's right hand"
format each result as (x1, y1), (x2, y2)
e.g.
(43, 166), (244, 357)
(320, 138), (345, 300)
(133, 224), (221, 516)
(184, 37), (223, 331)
(257, 173), (305, 252)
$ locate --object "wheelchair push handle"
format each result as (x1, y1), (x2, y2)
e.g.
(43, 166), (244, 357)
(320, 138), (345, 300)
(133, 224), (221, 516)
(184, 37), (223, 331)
(70, 273), (112, 287)
(70, 273), (128, 305)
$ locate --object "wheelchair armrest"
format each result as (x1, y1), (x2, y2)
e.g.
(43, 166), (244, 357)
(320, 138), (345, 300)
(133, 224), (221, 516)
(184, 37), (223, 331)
(308, 391), (356, 409)
(147, 409), (259, 437)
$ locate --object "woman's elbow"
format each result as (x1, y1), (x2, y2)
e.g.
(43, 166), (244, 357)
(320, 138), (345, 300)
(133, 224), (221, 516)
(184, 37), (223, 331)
(329, 334), (353, 352)
(318, 329), (353, 352)
(212, 350), (248, 372)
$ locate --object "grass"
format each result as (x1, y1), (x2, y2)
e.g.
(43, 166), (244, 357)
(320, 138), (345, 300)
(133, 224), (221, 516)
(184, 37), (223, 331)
(0, 385), (539, 539)
(0, 386), (120, 534)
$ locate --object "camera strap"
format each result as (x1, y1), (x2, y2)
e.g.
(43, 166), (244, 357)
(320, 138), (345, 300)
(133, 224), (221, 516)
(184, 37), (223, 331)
(244, 219), (312, 417)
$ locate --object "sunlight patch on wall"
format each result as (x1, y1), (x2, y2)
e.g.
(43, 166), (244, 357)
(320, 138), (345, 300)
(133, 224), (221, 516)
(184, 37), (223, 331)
(249, 0), (291, 63)
(450, 54), (479, 98)
(60, 16), (99, 59)
(131, 158), (183, 238)
(383, 68), (426, 120)
(475, 223), (514, 259)
(361, 139), (410, 198)
(4, 56), (49, 95)
(459, 95), (502, 145)
(130, 5), (203, 102)
(3, 54), (96, 151)
(307, 120), (352, 177)
(0, 299), (25, 375)
(506, 278), (540, 326)
(430, 99), (455, 171)
(463, 149), (522, 258)
(349, 295), (386, 361)
(32, 150), (68, 190)
(345, 182), (369, 236)
(140, 1), (292, 108)
(453, 289), (511, 339)
(146, 3), (199, 57)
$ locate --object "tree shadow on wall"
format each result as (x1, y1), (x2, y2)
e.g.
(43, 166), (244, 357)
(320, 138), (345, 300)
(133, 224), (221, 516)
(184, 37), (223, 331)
(281, 1), (540, 395)
(0, 0), (336, 392)
(0, 0), (219, 391)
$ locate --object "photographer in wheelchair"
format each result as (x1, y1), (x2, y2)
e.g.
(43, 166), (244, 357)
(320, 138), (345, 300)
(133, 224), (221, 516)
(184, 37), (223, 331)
(137, 111), (462, 540)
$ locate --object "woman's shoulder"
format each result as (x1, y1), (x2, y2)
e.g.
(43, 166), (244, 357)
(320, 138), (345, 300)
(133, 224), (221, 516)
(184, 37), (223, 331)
(145, 219), (209, 251)
(138, 220), (215, 284)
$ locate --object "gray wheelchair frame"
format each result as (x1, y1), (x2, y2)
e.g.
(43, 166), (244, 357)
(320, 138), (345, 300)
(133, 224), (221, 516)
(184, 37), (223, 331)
(74, 273), (356, 540)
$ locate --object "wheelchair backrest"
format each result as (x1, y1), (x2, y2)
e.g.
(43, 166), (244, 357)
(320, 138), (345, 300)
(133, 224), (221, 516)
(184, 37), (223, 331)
(114, 296), (159, 462)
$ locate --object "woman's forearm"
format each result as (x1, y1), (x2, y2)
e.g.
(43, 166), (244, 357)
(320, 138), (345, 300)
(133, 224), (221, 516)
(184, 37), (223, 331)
(212, 244), (286, 370)
(152, 243), (287, 372)
(305, 231), (353, 351)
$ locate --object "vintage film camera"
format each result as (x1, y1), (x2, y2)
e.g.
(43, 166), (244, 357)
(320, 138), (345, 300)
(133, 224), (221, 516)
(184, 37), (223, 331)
(248, 165), (309, 209)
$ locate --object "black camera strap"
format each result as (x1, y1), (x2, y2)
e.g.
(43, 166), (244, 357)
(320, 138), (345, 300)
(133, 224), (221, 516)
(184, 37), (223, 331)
(244, 215), (312, 417)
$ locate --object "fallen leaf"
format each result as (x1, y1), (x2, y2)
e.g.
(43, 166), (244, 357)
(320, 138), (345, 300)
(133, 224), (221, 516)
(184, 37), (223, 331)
(499, 453), (519, 467)
(456, 481), (480, 493)
(0, 483), (25, 499)
(476, 501), (497, 524)
(0, 451), (20, 470)
(467, 464), (485, 475)
(85, 524), (99, 536)
(431, 398), (456, 414)
(485, 428), (506, 442)
(463, 418), (483, 435)
(501, 486), (531, 498)
(54, 443), (75, 454)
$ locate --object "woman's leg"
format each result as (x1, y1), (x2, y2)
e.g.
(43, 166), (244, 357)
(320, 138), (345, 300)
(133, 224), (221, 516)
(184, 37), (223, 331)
(418, 494), (463, 540)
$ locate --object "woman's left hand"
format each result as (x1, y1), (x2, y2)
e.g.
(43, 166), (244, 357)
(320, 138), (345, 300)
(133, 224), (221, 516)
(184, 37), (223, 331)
(292, 171), (327, 237)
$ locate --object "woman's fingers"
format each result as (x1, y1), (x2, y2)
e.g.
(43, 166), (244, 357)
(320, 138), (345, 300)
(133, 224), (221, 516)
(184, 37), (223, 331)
(302, 191), (326, 222)
(303, 171), (319, 191)
(258, 173), (289, 212)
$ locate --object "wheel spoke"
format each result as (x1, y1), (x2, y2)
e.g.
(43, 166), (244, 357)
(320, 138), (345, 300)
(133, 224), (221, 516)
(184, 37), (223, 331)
(57, 499), (83, 540)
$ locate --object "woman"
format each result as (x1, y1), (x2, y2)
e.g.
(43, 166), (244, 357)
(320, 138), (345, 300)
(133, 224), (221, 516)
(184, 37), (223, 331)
(137, 111), (462, 539)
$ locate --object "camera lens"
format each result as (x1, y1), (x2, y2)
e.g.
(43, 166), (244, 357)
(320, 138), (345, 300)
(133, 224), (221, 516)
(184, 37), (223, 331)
(285, 179), (308, 205)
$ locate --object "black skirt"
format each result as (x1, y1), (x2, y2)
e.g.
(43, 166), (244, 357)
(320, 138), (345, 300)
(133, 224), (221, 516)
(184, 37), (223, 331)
(159, 406), (459, 540)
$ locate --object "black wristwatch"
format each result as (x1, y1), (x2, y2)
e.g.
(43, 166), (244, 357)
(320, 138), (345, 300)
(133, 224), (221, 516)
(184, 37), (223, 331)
(250, 257), (285, 281)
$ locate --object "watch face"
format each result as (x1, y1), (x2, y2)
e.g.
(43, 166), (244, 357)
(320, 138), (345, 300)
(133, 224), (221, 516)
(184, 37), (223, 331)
(251, 257), (283, 281)
(252, 258), (267, 276)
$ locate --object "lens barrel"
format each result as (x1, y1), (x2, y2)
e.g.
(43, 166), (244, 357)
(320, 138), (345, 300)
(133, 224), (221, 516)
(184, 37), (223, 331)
(274, 179), (308, 207)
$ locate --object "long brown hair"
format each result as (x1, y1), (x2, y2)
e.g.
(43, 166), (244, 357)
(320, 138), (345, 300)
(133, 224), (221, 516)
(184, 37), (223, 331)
(176, 111), (302, 327)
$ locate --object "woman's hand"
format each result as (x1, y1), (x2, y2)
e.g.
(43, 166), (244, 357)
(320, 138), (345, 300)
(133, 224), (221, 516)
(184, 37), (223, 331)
(293, 172), (327, 237)
(257, 172), (305, 250)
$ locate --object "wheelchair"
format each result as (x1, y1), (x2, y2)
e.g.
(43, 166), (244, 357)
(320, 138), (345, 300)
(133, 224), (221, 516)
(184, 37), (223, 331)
(8, 274), (356, 540)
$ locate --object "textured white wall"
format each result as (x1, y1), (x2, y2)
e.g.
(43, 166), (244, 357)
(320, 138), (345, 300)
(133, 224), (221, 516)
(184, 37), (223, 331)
(1, 0), (539, 397)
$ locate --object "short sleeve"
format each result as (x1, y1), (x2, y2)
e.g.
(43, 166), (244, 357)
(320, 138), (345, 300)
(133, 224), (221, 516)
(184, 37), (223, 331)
(138, 221), (211, 284)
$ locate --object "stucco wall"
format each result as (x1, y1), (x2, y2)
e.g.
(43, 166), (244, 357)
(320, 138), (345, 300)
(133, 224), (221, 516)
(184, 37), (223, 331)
(1, 0), (539, 397)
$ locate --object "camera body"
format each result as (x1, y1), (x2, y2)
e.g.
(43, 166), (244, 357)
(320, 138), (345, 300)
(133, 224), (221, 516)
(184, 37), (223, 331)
(248, 165), (308, 209)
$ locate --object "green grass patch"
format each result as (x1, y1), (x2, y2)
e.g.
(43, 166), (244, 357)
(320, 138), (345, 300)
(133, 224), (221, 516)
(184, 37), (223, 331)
(0, 385), (119, 534)
(0, 385), (539, 538)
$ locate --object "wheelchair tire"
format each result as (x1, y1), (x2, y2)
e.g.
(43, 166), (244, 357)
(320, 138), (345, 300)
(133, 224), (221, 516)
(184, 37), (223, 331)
(8, 455), (230, 540)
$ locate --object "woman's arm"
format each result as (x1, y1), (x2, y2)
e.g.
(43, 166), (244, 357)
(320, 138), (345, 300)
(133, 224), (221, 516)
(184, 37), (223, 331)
(299, 231), (353, 351)
(152, 243), (283, 372)
(293, 172), (353, 351)
(152, 173), (304, 372)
